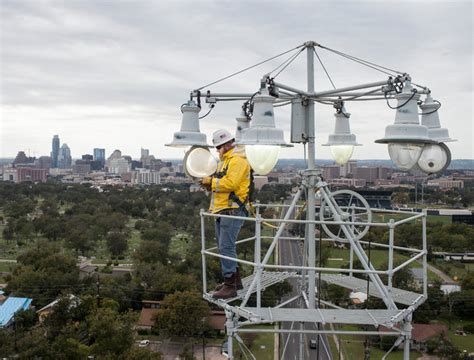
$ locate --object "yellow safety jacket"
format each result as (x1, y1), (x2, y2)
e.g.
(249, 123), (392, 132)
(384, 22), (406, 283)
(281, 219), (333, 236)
(209, 147), (251, 214)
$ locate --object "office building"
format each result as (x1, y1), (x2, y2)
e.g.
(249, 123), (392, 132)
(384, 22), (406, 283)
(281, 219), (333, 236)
(109, 157), (131, 174)
(36, 156), (52, 170)
(106, 150), (122, 170)
(51, 135), (60, 168)
(3, 167), (47, 183)
(131, 169), (161, 185)
(13, 151), (34, 166)
(340, 160), (357, 177)
(427, 178), (464, 190)
(355, 166), (379, 183)
(93, 148), (105, 167)
(58, 144), (72, 169)
(321, 165), (341, 180)
(140, 148), (156, 168)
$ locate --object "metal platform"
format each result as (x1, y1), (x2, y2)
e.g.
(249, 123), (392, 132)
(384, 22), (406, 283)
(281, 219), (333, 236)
(321, 273), (422, 306)
(204, 271), (297, 304)
(240, 307), (401, 327)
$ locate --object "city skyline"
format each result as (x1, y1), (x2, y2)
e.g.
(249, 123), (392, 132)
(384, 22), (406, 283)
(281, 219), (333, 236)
(1, 1), (473, 161)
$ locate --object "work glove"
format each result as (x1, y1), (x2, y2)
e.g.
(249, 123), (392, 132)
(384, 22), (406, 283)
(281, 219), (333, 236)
(200, 176), (212, 191)
(201, 176), (212, 186)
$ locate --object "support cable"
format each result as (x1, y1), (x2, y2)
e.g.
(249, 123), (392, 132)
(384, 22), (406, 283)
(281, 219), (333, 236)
(314, 48), (337, 90)
(318, 44), (403, 76)
(194, 44), (305, 91)
(272, 47), (306, 79)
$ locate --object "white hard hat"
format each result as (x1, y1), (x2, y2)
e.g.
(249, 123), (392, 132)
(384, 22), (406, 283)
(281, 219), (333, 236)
(212, 129), (234, 148)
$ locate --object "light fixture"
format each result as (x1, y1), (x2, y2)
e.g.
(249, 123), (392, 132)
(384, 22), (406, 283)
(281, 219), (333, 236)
(245, 145), (281, 175)
(375, 81), (434, 171)
(416, 94), (455, 174)
(237, 87), (291, 175)
(322, 105), (361, 165)
(183, 146), (218, 179)
(235, 110), (250, 142)
(416, 142), (451, 174)
(166, 100), (211, 147)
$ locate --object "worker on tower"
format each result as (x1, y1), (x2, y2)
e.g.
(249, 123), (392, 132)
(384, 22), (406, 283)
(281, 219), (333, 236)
(200, 129), (251, 299)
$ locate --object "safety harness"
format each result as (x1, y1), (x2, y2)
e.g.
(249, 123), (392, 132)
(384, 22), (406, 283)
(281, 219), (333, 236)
(215, 164), (253, 217)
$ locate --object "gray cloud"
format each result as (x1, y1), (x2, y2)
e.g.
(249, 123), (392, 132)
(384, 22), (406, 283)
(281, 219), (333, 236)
(1, 0), (472, 160)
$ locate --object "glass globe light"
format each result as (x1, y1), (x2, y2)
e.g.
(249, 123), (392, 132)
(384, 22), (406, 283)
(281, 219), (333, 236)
(323, 105), (360, 166)
(417, 143), (450, 174)
(183, 146), (218, 178)
(245, 145), (281, 175)
(387, 143), (424, 171)
(330, 145), (355, 165)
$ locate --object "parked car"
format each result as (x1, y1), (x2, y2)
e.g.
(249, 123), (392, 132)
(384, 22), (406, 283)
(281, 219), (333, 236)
(138, 339), (150, 347)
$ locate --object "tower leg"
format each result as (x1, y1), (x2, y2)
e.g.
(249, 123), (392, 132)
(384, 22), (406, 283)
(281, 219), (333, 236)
(225, 311), (234, 359)
(402, 321), (412, 360)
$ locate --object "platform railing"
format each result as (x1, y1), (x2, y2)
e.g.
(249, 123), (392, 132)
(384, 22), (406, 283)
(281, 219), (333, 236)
(200, 202), (428, 317)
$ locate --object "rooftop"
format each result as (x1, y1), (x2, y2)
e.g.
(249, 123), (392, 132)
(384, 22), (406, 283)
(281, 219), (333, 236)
(0, 297), (33, 327)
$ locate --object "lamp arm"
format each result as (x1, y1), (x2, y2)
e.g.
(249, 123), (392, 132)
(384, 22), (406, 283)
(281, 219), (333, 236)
(312, 78), (405, 98)
(270, 80), (312, 97)
(192, 91), (256, 99)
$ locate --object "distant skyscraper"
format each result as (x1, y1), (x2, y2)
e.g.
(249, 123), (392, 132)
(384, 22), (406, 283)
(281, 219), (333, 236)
(93, 148), (105, 165)
(13, 151), (34, 166)
(58, 144), (72, 169)
(140, 148), (155, 168)
(106, 149), (122, 170)
(36, 156), (52, 170)
(51, 135), (60, 168)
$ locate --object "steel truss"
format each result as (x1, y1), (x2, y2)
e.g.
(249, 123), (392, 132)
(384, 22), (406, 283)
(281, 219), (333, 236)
(200, 177), (428, 359)
(192, 41), (430, 359)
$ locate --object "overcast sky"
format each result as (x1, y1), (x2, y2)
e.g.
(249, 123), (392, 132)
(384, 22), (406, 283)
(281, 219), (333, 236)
(1, 0), (472, 161)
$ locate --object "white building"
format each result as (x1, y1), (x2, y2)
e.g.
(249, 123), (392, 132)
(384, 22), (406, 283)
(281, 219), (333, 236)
(109, 158), (131, 174)
(427, 178), (464, 189)
(131, 168), (161, 185)
(2, 166), (17, 182)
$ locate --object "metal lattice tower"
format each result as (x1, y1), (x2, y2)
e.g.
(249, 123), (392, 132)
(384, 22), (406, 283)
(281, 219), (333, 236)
(201, 183), (427, 359)
(194, 43), (432, 359)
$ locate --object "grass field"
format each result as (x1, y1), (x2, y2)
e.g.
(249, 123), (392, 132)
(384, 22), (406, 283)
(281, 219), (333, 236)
(441, 319), (474, 353)
(326, 246), (441, 283)
(231, 326), (274, 360)
(372, 211), (453, 226)
(333, 325), (421, 359)
(169, 232), (192, 259)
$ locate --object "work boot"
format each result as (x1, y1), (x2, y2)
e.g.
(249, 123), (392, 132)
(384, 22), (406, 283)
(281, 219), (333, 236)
(212, 273), (237, 299)
(214, 268), (243, 291)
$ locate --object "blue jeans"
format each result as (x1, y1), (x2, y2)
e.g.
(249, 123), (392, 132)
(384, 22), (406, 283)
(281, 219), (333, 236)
(215, 208), (246, 278)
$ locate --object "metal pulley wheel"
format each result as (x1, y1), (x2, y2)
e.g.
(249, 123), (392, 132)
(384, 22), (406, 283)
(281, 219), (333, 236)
(319, 189), (372, 241)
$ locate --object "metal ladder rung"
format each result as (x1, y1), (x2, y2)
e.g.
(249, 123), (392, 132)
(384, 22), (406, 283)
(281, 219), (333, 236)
(205, 271), (297, 304)
(321, 273), (422, 306)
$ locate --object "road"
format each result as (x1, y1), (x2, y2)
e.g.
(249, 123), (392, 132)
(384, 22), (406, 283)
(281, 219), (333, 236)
(279, 238), (332, 360)
(277, 200), (331, 360)
(423, 261), (456, 283)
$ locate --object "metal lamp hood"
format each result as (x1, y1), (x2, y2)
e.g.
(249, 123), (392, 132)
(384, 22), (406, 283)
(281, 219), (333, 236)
(375, 81), (434, 145)
(420, 94), (454, 143)
(234, 110), (250, 142)
(415, 94), (455, 174)
(166, 100), (211, 147)
(237, 88), (291, 147)
(322, 107), (361, 147)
